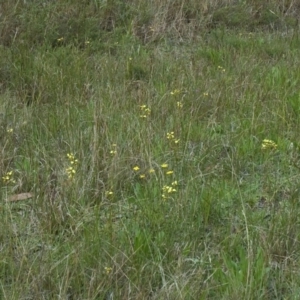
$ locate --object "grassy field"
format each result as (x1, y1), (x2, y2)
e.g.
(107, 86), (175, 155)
(1, 0), (300, 299)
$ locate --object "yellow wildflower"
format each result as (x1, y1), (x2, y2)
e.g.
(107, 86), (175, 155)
(2, 171), (15, 184)
(167, 132), (175, 140)
(140, 105), (151, 118)
(170, 89), (181, 96)
(167, 132), (179, 144)
(261, 139), (277, 150)
(162, 184), (177, 199)
(66, 153), (78, 179)
(104, 267), (112, 274)
(110, 144), (117, 155)
(177, 101), (183, 108)
(67, 153), (78, 165)
(66, 167), (76, 179)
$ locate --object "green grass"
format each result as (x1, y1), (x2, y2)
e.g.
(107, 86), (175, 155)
(1, 0), (300, 299)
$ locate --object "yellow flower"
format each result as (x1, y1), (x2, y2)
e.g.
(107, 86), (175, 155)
(149, 168), (155, 173)
(66, 167), (76, 179)
(167, 132), (175, 140)
(203, 92), (208, 96)
(66, 153), (78, 179)
(2, 171), (16, 184)
(261, 139), (277, 150)
(140, 105), (151, 118)
(162, 185), (177, 199)
(67, 153), (78, 164)
(105, 191), (114, 197)
(104, 267), (112, 274)
(169, 186), (176, 193)
(67, 153), (74, 160)
(166, 170), (174, 175)
(170, 89), (181, 96)
(161, 163), (168, 168)
(140, 174), (146, 179)
(167, 132), (179, 144)
(172, 181), (178, 186)
(177, 101), (183, 108)
(110, 144), (117, 154)
(133, 166), (140, 171)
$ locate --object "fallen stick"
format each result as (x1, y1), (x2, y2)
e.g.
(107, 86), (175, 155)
(6, 193), (34, 202)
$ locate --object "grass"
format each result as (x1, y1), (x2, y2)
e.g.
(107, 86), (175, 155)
(1, 0), (300, 299)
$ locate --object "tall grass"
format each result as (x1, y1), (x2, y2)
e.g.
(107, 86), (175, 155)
(1, 0), (300, 299)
